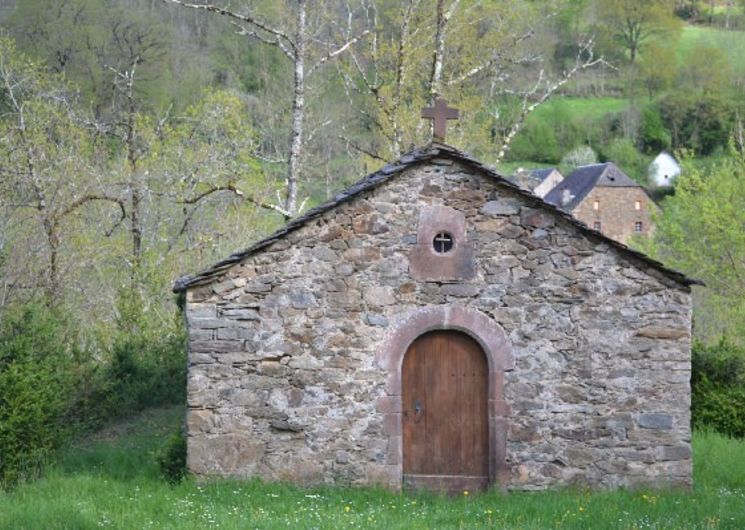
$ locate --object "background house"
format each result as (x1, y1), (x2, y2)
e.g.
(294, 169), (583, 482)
(512, 168), (564, 198)
(648, 152), (682, 189)
(544, 162), (658, 245)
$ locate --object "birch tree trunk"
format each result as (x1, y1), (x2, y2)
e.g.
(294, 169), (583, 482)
(286, 0), (306, 216)
(429, 0), (458, 102)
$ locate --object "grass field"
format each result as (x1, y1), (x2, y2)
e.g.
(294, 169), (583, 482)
(678, 26), (745, 78)
(1, 406), (744, 529)
(526, 97), (630, 124)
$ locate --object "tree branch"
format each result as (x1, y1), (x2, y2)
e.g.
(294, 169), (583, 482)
(162, 0), (297, 58)
(338, 135), (387, 162)
(54, 194), (127, 236)
(309, 30), (371, 75)
(177, 183), (291, 218)
(496, 38), (610, 163)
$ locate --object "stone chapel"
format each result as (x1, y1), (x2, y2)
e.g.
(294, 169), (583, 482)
(174, 141), (698, 493)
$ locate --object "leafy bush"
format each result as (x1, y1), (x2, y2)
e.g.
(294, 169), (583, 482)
(509, 121), (561, 163)
(158, 429), (187, 484)
(75, 288), (187, 428)
(657, 92), (738, 155)
(639, 106), (671, 154)
(560, 145), (597, 170)
(74, 332), (186, 430)
(0, 295), (187, 488)
(0, 304), (75, 488)
(600, 137), (649, 182)
(692, 340), (745, 438)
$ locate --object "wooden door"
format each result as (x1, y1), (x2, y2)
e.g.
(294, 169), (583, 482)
(402, 330), (489, 493)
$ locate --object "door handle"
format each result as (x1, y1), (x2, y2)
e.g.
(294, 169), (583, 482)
(414, 399), (423, 422)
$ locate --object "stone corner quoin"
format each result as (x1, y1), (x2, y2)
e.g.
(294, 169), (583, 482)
(182, 158), (693, 492)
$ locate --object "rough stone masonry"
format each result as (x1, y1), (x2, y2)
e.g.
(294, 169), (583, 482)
(175, 143), (696, 491)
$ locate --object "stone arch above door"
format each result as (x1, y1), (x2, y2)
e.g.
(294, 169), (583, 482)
(375, 305), (514, 490)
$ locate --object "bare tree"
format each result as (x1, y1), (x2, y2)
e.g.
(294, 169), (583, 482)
(494, 39), (610, 163)
(0, 38), (124, 303)
(340, 0), (609, 164)
(162, 0), (368, 218)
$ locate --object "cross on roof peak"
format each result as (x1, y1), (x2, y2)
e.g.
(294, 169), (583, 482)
(421, 97), (459, 142)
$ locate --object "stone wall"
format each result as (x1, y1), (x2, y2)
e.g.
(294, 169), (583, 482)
(572, 187), (657, 245)
(184, 159), (692, 490)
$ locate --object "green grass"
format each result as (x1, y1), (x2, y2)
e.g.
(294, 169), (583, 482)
(678, 25), (745, 75)
(1, 408), (745, 529)
(531, 97), (629, 121)
(496, 159), (555, 175)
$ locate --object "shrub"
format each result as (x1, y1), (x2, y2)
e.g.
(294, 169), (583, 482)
(509, 121), (561, 163)
(639, 106), (671, 154)
(560, 145), (597, 170)
(75, 332), (187, 430)
(692, 339), (745, 438)
(657, 92), (738, 155)
(600, 137), (649, 182)
(70, 288), (187, 429)
(158, 429), (187, 484)
(0, 304), (75, 488)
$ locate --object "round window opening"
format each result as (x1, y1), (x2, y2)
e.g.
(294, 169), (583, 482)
(433, 232), (454, 254)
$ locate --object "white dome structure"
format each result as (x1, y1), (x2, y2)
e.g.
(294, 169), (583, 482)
(648, 151), (681, 188)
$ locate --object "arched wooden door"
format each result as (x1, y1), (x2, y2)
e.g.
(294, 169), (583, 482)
(402, 330), (489, 493)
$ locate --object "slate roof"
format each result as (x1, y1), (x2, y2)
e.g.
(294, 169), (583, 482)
(512, 167), (559, 191)
(544, 162), (641, 211)
(173, 144), (701, 292)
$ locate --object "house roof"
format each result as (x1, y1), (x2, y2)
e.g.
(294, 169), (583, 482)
(173, 144), (701, 292)
(652, 151), (680, 164)
(531, 167), (559, 181)
(544, 162), (642, 211)
(512, 167), (560, 190)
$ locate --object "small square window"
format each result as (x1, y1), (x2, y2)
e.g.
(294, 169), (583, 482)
(634, 221), (643, 232)
(635, 200), (641, 211)
(593, 200), (599, 211)
(593, 221), (602, 231)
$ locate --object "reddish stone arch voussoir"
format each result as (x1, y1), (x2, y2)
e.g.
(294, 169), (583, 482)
(376, 305), (514, 489)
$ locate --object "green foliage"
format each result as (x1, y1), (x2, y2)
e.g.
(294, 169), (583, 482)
(560, 145), (598, 171)
(657, 92), (738, 155)
(72, 290), (187, 430)
(692, 340), (745, 438)
(509, 121), (561, 163)
(644, 150), (745, 342)
(0, 304), (75, 489)
(593, 0), (682, 65)
(510, 98), (633, 165)
(87, 333), (186, 425)
(600, 137), (649, 181)
(0, 295), (186, 489)
(639, 105), (672, 154)
(637, 42), (677, 98)
(157, 429), (187, 484)
(680, 43), (733, 94)
(677, 25), (745, 88)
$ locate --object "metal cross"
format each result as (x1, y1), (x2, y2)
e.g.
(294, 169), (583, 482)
(433, 232), (453, 253)
(421, 98), (459, 142)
